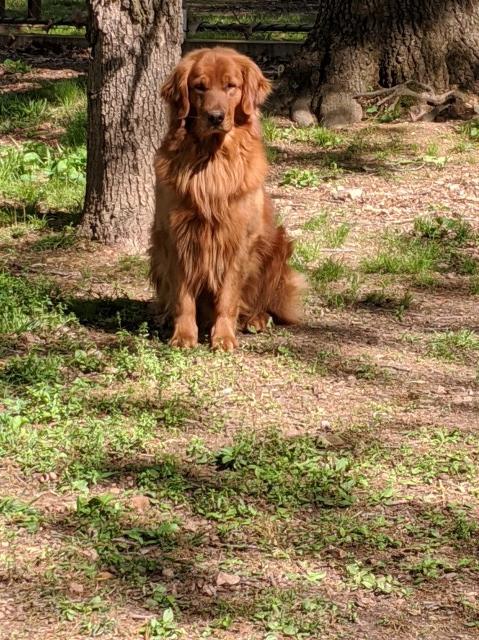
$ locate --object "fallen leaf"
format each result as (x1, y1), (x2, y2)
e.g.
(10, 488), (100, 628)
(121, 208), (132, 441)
(129, 495), (150, 513)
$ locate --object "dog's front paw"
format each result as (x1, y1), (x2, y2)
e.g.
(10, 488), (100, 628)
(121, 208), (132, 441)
(170, 332), (198, 348)
(211, 333), (239, 352)
(170, 323), (198, 349)
(211, 318), (238, 352)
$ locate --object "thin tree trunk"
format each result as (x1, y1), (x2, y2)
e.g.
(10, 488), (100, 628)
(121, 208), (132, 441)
(81, 0), (183, 250)
(279, 0), (479, 128)
(27, 0), (42, 20)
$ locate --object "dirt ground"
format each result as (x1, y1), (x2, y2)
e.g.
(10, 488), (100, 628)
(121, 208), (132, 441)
(0, 55), (478, 640)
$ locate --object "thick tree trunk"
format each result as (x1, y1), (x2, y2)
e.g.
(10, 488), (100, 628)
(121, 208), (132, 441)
(280, 0), (479, 128)
(81, 0), (183, 249)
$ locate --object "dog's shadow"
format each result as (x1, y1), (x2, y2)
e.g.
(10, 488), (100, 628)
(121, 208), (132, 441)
(65, 296), (217, 345)
(65, 297), (162, 336)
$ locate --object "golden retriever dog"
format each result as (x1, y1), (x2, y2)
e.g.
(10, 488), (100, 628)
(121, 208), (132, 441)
(149, 47), (305, 351)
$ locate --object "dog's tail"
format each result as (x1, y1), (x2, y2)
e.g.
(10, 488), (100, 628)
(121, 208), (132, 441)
(266, 226), (307, 325)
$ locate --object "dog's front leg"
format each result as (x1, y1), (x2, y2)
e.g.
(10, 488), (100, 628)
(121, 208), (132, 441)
(211, 269), (240, 352)
(170, 280), (198, 348)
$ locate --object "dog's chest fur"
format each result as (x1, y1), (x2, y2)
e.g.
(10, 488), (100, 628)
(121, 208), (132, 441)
(156, 128), (267, 293)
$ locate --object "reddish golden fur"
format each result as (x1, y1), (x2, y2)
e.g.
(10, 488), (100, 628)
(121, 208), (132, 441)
(149, 47), (305, 350)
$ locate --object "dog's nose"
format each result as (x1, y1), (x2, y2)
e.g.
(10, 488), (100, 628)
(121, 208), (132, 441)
(208, 111), (225, 127)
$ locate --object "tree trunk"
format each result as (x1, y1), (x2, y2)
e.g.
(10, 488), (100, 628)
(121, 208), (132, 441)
(81, 0), (183, 249)
(280, 0), (479, 128)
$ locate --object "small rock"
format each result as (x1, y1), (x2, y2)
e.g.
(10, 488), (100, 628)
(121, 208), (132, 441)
(68, 581), (85, 595)
(81, 548), (99, 562)
(162, 567), (175, 579)
(202, 583), (217, 596)
(216, 571), (241, 587)
(320, 419), (331, 430)
(346, 188), (363, 200)
(129, 495), (150, 513)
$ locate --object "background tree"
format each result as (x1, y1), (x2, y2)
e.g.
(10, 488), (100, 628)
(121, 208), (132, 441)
(81, 0), (183, 249)
(281, 0), (479, 127)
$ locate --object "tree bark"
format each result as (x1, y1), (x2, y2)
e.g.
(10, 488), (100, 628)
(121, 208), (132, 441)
(81, 0), (183, 249)
(279, 0), (479, 128)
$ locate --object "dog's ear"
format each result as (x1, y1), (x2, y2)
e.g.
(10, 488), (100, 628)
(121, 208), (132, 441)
(161, 57), (194, 121)
(240, 57), (272, 117)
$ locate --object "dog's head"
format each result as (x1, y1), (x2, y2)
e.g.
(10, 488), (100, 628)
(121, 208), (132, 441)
(161, 47), (271, 136)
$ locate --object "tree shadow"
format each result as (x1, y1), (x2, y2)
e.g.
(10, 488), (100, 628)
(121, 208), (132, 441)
(14, 431), (478, 634)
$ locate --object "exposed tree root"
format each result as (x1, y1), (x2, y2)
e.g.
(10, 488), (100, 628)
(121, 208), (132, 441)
(354, 80), (478, 122)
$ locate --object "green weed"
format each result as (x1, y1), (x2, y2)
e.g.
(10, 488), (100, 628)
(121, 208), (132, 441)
(346, 562), (399, 594)
(254, 588), (334, 637)
(0, 272), (67, 334)
(142, 608), (180, 639)
(212, 430), (357, 508)
(413, 215), (474, 245)
(312, 258), (348, 284)
(31, 226), (77, 251)
(0, 143), (86, 213)
(0, 95), (48, 133)
(428, 329), (479, 361)
(281, 168), (321, 188)
(460, 119), (479, 142)
(0, 351), (63, 386)
(361, 216), (477, 283)
(2, 58), (32, 74)
(0, 497), (41, 532)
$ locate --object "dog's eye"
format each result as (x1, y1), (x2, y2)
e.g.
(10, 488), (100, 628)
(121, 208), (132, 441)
(195, 83), (207, 93)
(226, 83), (237, 90)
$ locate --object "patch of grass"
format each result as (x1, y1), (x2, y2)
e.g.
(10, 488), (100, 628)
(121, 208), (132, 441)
(312, 257), (348, 284)
(116, 254), (149, 277)
(0, 94), (48, 134)
(2, 58), (32, 74)
(261, 116), (281, 143)
(460, 118), (479, 142)
(408, 555), (452, 583)
(262, 118), (343, 148)
(290, 126), (343, 147)
(397, 446), (475, 483)
(427, 329), (479, 362)
(291, 239), (322, 269)
(253, 587), (336, 637)
(346, 562), (400, 594)
(142, 608), (179, 639)
(31, 226), (77, 251)
(0, 497), (41, 532)
(0, 142), (86, 214)
(0, 78), (86, 138)
(211, 430), (357, 509)
(360, 288), (413, 319)
(281, 168), (321, 188)
(470, 275), (479, 295)
(361, 215), (477, 284)
(0, 351), (63, 386)
(321, 273), (362, 309)
(324, 222), (350, 248)
(61, 107), (87, 147)
(266, 145), (279, 163)
(0, 271), (67, 334)
(413, 215), (475, 245)
(302, 212), (329, 232)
